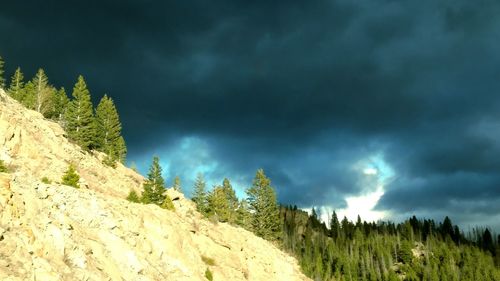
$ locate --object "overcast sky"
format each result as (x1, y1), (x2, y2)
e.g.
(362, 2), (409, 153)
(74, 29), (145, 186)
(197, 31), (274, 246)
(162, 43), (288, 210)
(2, 0), (500, 230)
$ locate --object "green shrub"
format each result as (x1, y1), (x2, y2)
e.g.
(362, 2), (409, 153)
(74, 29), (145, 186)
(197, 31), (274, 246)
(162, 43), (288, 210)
(102, 153), (117, 168)
(0, 160), (8, 173)
(41, 177), (51, 184)
(160, 194), (175, 211)
(201, 255), (216, 266)
(126, 190), (140, 203)
(398, 240), (413, 264)
(61, 164), (80, 188)
(205, 268), (213, 281)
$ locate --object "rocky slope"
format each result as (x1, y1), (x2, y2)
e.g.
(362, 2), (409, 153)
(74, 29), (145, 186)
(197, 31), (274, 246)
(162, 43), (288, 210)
(0, 89), (310, 281)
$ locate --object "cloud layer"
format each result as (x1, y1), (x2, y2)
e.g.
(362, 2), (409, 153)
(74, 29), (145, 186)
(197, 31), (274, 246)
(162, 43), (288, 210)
(2, 0), (500, 229)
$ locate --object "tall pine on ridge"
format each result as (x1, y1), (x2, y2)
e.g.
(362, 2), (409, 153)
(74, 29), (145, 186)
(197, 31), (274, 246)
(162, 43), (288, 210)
(206, 178), (238, 223)
(7, 67), (24, 101)
(235, 199), (252, 229)
(192, 173), (207, 215)
(53, 87), (69, 123)
(32, 68), (55, 117)
(65, 75), (96, 150)
(95, 94), (126, 163)
(142, 156), (166, 205)
(21, 81), (36, 109)
(222, 178), (238, 223)
(115, 136), (127, 163)
(172, 176), (182, 192)
(246, 169), (281, 241)
(1, 57), (127, 163)
(207, 185), (230, 221)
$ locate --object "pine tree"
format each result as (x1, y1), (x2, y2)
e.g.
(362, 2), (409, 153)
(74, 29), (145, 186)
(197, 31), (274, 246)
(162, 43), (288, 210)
(398, 240), (413, 264)
(0, 56), (5, 89)
(192, 173), (207, 215)
(207, 178), (238, 223)
(102, 147), (117, 168)
(482, 228), (495, 255)
(330, 210), (340, 240)
(207, 185), (230, 222)
(442, 216), (454, 240)
(236, 199), (252, 229)
(141, 156), (166, 205)
(21, 81), (36, 109)
(29, 69), (56, 117)
(246, 169), (281, 241)
(61, 164), (80, 188)
(95, 94), (124, 162)
(126, 190), (140, 203)
(115, 136), (127, 163)
(173, 176), (182, 192)
(161, 194), (175, 210)
(222, 178), (238, 216)
(51, 87), (69, 122)
(65, 75), (96, 150)
(7, 67), (24, 101)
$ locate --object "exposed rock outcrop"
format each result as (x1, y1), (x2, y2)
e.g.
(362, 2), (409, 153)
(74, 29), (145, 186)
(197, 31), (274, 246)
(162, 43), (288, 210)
(0, 89), (310, 281)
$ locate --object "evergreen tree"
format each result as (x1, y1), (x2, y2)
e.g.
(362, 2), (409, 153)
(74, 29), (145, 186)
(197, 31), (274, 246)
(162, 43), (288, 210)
(95, 94), (125, 162)
(206, 179), (238, 223)
(246, 169), (281, 241)
(31, 68), (56, 117)
(115, 136), (127, 163)
(236, 199), (252, 229)
(161, 194), (175, 210)
(65, 75), (97, 150)
(207, 185), (229, 221)
(330, 210), (340, 240)
(482, 228), (495, 256)
(281, 209), (500, 281)
(52, 87), (69, 122)
(222, 178), (238, 223)
(442, 216), (454, 240)
(21, 81), (36, 109)
(102, 148), (118, 168)
(0, 56), (5, 89)
(141, 156), (166, 205)
(173, 176), (182, 192)
(398, 240), (413, 264)
(61, 164), (80, 188)
(7, 67), (24, 101)
(126, 190), (140, 203)
(192, 173), (207, 215)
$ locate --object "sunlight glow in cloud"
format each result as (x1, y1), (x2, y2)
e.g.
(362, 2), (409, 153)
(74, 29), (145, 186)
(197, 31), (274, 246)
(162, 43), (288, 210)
(336, 186), (387, 222)
(363, 167), (378, 175)
(315, 153), (395, 225)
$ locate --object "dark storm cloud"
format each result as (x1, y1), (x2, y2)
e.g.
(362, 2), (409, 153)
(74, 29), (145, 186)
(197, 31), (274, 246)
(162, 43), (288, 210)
(2, 1), (500, 228)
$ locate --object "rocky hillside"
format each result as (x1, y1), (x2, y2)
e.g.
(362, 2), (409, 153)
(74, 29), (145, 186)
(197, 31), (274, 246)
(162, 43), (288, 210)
(0, 89), (310, 281)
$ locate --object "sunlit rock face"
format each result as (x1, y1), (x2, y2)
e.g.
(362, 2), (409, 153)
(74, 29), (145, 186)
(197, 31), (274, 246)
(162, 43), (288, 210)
(0, 89), (310, 281)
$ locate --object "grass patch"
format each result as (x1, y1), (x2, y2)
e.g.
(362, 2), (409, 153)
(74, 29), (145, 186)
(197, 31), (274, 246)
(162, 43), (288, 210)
(0, 160), (8, 173)
(41, 177), (51, 184)
(205, 268), (213, 281)
(201, 255), (216, 266)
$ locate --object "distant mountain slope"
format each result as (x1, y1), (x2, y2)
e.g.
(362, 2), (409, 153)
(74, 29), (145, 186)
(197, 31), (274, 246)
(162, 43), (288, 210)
(0, 89), (310, 281)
